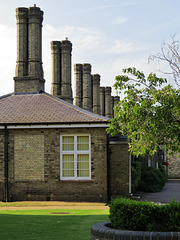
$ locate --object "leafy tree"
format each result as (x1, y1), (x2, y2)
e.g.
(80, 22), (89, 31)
(107, 67), (180, 157)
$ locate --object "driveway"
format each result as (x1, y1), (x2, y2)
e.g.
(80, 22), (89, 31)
(140, 180), (180, 203)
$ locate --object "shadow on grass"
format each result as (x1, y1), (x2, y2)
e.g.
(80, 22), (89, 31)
(0, 214), (109, 240)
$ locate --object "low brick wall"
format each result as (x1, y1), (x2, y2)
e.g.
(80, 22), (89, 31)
(91, 222), (180, 240)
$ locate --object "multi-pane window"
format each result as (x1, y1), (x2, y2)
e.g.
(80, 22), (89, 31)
(60, 135), (91, 180)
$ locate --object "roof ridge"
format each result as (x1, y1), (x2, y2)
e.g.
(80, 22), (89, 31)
(14, 91), (42, 95)
(0, 92), (14, 99)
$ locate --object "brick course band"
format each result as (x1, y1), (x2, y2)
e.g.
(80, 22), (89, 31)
(91, 222), (180, 240)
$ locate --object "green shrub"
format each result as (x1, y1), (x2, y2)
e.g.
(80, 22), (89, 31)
(131, 161), (141, 193)
(139, 167), (165, 192)
(158, 163), (167, 183)
(109, 198), (180, 231)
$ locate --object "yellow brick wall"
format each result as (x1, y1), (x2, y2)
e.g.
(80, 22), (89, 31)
(7, 128), (109, 202)
(168, 153), (180, 179)
(14, 134), (44, 181)
(3, 128), (130, 202)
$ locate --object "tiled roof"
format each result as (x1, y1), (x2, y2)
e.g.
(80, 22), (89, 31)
(0, 92), (109, 125)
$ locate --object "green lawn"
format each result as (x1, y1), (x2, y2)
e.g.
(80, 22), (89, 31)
(0, 209), (109, 240)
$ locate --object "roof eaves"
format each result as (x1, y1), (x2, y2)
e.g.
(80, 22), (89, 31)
(0, 122), (109, 130)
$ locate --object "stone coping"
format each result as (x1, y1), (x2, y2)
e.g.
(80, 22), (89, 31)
(91, 222), (180, 240)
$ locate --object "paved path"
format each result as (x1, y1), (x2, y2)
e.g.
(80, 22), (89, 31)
(140, 180), (180, 203)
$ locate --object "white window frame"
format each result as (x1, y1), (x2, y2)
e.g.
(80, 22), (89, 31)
(60, 134), (91, 180)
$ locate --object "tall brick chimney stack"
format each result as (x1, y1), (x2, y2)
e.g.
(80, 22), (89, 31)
(92, 74), (100, 115)
(74, 64), (83, 108)
(100, 87), (105, 116)
(113, 96), (120, 117)
(111, 96), (115, 118)
(50, 41), (61, 97)
(15, 8), (28, 77)
(14, 5), (45, 93)
(28, 6), (44, 79)
(82, 63), (92, 112)
(105, 87), (112, 118)
(50, 39), (73, 103)
(60, 39), (73, 103)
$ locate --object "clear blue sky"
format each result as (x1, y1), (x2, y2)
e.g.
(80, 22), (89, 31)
(0, 0), (179, 96)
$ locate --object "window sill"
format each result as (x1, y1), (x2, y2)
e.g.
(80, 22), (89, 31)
(59, 180), (93, 183)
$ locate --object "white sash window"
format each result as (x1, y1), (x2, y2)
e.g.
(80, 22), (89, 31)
(60, 135), (91, 180)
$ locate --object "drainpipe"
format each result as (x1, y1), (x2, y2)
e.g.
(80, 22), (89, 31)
(4, 125), (9, 202)
(107, 134), (111, 203)
(129, 154), (132, 194)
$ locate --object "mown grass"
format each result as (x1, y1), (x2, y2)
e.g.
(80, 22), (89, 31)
(0, 208), (109, 240)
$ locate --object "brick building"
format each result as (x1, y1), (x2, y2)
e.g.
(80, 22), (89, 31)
(0, 5), (130, 202)
(167, 153), (180, 179)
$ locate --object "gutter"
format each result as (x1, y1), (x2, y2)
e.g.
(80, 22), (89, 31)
(107, 134), (111, 203)
(0, 122), (109, 129)
(129, 154), (132, 194)
(4, 125), (9, 202)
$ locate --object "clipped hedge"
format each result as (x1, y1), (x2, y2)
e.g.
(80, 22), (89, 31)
(109, 198), (180, 232)
(139, 166), (166, 192)
(131, 161), (141, 193)
(159, 163), (167, 183)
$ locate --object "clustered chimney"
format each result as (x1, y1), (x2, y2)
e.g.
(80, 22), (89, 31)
(74, 64), (101, 115)
(13, 5), (120, 116)
(99, 87), (120, 118)
(50, 40), (73, 104)
(111, 96), (120, 118)
(74, 64), (119, 118)
(74, 63), (92, 111)
(14, 6), (45, 93)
